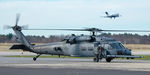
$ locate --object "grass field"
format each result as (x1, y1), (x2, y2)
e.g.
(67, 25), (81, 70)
(124, 44), (150, 51)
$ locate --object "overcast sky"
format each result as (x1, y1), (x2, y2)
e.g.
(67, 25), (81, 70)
(0, 0), (150, 36)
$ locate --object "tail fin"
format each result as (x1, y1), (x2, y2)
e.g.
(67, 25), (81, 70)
(105, 12), (109, 16)
(12, 26), (33, 50)
(9, 14), (33, 52)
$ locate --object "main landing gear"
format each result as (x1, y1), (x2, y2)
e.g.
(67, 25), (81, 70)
(93, 57), (113, 62)
(33, 54), (41, 61)
(106, 57), (112, 62)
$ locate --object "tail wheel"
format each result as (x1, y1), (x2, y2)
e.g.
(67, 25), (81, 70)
(33, 57), (36, 61)
(106, 58), (112, 62)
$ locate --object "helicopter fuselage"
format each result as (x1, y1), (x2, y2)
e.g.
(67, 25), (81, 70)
(10, 25), (141, 62)
(32, 40), (131, 57)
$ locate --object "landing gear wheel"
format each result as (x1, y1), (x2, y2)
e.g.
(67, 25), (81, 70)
(106, 58), (112, 62)
(33, 54), (41, 61)
(93, 58), (99, 62)
(33, 57), (37, 61)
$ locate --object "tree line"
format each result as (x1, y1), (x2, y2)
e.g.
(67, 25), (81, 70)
(1, 33), (150, 44)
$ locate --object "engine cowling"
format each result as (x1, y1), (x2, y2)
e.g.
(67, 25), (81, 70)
(66, 36), (96, 44)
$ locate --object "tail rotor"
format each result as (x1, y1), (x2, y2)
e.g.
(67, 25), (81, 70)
(3, 13), (28, 30)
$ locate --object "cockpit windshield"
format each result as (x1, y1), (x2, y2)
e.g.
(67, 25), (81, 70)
(109, 43), (125, 49)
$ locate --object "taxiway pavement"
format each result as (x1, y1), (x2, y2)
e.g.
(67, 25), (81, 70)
(0, 53), (150, 75)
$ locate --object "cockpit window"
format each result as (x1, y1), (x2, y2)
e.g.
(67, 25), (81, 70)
(119, 43), (125, 49)
(110, 43), (125, 49)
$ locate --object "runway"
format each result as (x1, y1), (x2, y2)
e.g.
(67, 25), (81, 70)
(0, 67), (150, 75)
(1, 51), (150, 75)
(0, 56), (150, 75)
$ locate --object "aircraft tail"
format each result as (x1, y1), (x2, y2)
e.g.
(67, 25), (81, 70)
(9, 14), (34, 52)
(12, 26), (34, 51)
(105, 12), (109, 16)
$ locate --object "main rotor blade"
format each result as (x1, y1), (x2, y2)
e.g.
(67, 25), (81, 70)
(23, 29), (86, 31)
(23, 28), (101, 31)
(15, 13), (20, 26)
(21, 25), (28, 29)
(22, 28), (150, 32)
(100, 30), (150, 32)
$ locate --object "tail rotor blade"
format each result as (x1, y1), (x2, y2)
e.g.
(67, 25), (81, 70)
(3, 25), (12, 30)
(15, 13), (20, 26)
(98, 30), (150, 32)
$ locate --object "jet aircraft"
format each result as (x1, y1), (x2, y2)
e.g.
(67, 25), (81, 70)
(102, 12), (120, 19)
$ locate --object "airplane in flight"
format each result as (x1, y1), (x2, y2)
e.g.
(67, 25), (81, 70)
(102, 12), (120, 19)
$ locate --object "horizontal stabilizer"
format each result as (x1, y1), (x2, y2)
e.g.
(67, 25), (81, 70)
(10, 44), (25, 49)
(10, 44), (33, 51)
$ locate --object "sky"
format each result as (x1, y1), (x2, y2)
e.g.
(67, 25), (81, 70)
(0, 0), (150, 36)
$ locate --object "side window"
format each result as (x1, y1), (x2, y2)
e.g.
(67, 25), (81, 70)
(88, 47), (93, 51)
(53, 47), (62, 52)
(82, 47), (86, 51)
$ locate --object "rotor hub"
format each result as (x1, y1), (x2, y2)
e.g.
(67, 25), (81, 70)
(13, 25), (22, 31)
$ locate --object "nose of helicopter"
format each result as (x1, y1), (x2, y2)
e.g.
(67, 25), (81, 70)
(124, 49), (132, 55)
(116, 49), (131, 55)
